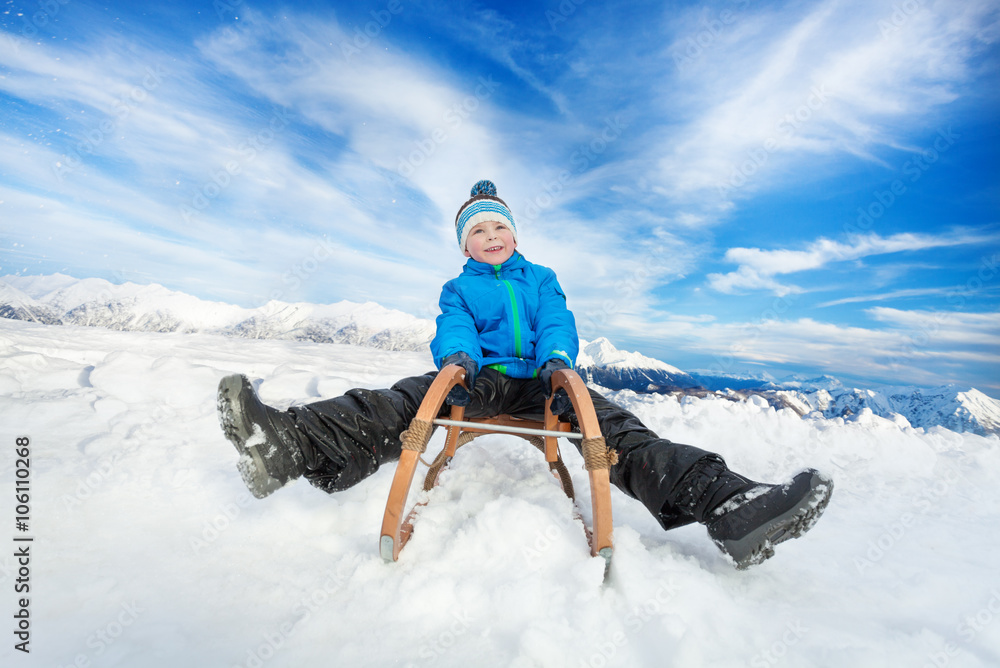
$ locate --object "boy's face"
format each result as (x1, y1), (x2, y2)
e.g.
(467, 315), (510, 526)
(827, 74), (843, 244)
(464, 220), (517, 264)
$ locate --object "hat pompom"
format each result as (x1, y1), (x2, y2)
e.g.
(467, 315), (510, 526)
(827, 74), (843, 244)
(471, 180), (497, 198)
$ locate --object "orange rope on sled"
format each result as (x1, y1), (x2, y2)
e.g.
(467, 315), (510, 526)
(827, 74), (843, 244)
(582, 436), (618, 471)
(399, 418), (434, 454)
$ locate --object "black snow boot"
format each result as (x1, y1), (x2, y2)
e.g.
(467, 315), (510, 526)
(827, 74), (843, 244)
(217, 374), (307, 498)
(703, 468), (833, 569)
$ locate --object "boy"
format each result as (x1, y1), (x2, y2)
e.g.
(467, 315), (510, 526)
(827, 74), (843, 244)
(217, 180), (832, 570)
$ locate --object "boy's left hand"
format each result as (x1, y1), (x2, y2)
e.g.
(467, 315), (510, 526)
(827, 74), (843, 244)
(539, 359), (573, 416)
(442, 352), (478, 406)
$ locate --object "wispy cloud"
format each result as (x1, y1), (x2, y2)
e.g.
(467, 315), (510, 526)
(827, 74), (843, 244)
(708, 231), (998, 295)
(817, 287), (960, 307)
(654, 0), (997, 209)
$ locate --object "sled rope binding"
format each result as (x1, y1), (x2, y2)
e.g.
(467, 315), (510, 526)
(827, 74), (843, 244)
(399, 418), (434, 454)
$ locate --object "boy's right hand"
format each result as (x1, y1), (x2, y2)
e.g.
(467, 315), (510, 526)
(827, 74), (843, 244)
(442, 352), (478, 406)
(538, 359), (573, 416)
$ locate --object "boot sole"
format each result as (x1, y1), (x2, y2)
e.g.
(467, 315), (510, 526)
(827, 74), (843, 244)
(715, 471), (833, 570)
(217, 374), (283, 499)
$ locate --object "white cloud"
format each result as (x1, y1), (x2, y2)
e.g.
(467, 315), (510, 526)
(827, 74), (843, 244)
(708, 231), (998, 295)
(707, 266), (803, 297)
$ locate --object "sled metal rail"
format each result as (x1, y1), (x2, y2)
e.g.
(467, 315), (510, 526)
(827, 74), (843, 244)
(431, 418), (584, 440)
(379, 364), (615, 575)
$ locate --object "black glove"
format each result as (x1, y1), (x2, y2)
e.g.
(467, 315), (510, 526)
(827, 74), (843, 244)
(441, 352), (478, 407)
(538, 359), (572, 416)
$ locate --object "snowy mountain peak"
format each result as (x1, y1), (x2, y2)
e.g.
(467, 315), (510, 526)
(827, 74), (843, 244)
(771, 374), (846, 392)
(578, 337), (685, 375)
(576, 337), (700, 392)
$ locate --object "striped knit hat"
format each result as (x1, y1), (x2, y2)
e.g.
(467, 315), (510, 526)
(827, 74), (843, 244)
(454, 180), (517, 251)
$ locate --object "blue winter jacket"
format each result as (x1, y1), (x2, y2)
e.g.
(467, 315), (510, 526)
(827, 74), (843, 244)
(430, 252), (578, 378)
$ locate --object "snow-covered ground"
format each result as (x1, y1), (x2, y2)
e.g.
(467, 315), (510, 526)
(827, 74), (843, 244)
(1, 318), (998, 668)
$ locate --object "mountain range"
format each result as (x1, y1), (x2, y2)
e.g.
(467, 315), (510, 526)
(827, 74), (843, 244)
(2, 273), (998, 436)
(0, 273), (434, 351)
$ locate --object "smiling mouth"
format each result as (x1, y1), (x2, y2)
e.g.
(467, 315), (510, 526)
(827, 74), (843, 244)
(485, 245), (504, 252)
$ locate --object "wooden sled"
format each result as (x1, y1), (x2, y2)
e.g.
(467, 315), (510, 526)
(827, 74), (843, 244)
(379, 364), (616, 572)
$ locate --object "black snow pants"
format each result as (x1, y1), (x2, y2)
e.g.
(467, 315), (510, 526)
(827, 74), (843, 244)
(288, 368), (724, 530)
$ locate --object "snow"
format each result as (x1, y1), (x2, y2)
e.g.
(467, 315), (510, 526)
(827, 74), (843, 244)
(2, 318), (999, 667)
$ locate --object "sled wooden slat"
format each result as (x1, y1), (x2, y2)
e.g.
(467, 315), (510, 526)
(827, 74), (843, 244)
(379, 365), (615, 571)
(379, 365), (463, 562)
(550, 369), (614, 561)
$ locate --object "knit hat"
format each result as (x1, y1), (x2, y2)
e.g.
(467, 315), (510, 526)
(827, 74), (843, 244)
(454, 180), (517, 251)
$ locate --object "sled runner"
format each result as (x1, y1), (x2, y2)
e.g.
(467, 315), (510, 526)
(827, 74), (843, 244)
(379, 364), (616, 570)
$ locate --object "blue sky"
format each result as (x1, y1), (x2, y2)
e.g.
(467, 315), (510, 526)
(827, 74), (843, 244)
(1, 0), (998, 395)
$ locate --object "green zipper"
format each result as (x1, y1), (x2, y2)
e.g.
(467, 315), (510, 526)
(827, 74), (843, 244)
(493, 263), (522, 358)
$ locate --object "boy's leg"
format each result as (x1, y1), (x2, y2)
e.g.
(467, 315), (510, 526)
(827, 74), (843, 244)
(560, 388), (726, 530)
(498, 377), (718, 526)
(288, 371), (438, 493)
(507, 382), (832, 569)
(218, 371), (440, 497)
(219, 371), (544, 499)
